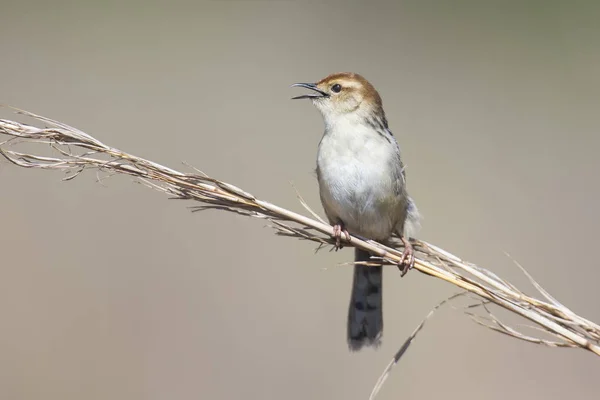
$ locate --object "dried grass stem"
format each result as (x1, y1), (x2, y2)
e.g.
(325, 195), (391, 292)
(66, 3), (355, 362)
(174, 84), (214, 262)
(1, 108), (599, 357)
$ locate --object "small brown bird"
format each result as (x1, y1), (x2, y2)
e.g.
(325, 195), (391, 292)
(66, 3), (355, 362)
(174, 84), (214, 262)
(292, 72), (420, 351)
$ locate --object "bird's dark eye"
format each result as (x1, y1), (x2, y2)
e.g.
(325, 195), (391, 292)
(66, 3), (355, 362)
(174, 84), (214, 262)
(331, 84), (342, 93)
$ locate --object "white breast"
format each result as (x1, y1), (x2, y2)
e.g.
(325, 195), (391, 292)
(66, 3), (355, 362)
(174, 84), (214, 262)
(316, 119), (407, 240)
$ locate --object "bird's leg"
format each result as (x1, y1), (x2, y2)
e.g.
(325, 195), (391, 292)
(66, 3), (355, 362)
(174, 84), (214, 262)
(332, 220), (351, 251)
(398, 236), (415, 277)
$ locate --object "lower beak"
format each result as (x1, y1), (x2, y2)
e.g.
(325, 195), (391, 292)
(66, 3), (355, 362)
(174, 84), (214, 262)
(291, 83), (329, 100)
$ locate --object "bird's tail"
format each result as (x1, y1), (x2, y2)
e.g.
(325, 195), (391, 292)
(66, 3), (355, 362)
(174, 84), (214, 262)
(347, 248), (383, 351)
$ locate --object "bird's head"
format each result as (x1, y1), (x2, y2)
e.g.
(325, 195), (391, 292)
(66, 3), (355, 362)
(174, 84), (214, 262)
(292, 72), (385, 126)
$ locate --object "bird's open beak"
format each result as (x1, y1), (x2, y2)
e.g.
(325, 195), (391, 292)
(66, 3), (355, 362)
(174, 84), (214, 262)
(291, 83), (329, 100)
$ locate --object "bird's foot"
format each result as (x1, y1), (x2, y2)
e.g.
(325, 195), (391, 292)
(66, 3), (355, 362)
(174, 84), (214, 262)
(332, 222), (351, 251)
(398, 237), (415, 277)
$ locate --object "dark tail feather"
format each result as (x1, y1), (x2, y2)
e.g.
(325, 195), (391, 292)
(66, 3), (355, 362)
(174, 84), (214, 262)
(347, 248), (383, 351)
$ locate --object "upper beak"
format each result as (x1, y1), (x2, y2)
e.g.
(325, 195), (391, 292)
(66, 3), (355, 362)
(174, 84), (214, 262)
(291, 83), (329, 100)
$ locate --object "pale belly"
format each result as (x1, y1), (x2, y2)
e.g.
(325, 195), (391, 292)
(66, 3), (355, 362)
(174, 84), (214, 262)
(316, 131), (407, 241)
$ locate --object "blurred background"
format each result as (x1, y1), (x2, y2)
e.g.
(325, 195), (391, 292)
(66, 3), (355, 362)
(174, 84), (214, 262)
(1, 1), (599, 399)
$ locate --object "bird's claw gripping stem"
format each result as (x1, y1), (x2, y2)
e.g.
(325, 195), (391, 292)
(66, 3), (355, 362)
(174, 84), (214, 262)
(332, 222), (351, 250)
(398, 237), (415, 277)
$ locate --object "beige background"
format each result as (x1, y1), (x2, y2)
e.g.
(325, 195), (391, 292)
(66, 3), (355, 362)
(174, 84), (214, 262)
(1, 1), (599, 399)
